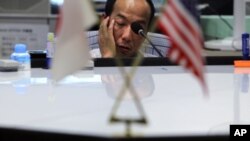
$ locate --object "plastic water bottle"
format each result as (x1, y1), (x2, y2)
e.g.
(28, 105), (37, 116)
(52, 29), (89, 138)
(10, 44), (31, 71)
(46, 32), (55, 69)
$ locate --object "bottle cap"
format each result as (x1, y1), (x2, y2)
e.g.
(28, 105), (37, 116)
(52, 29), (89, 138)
(242, 33), (249, 38)
(47, 32), (55, 42)
(14, 44), (27, 53)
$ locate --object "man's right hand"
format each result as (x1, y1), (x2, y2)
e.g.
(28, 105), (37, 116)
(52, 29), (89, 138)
(98, 16), (116, 58)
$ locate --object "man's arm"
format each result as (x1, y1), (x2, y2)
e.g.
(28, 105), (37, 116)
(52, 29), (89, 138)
(98, 16), (116, 58)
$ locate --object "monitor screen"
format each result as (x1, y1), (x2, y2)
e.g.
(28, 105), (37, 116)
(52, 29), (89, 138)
(198, 0), (233, 15)
(50, 0), (63, 5)
(0, 0), (50, 15)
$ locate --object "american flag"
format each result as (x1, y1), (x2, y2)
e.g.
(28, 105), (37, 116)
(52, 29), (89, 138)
(158, 0), (207, 92)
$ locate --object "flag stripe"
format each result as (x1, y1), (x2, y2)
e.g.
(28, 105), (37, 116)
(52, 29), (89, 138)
(159, 16), (203, 72)
(171, 41), (205, 89)
(165, 1), (201, 57)
(170, 0), (203, 42)
(164, 6), (200, 59)
(170, 0), (203, 56)
(158, 0), (207, 92)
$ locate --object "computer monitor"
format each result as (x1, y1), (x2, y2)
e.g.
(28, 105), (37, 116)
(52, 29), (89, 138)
(199, 0), (233, 15)
(93, 0), (165, 13)
(0, 0), (50, 59)
(50, 0), (63, 5)
(204, 0), (246, 50)
(0, 0), (50, 15)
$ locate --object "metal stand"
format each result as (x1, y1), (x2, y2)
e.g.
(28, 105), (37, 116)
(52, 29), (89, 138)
(110, 117), (147, 137)
(109, 70), (148, 137)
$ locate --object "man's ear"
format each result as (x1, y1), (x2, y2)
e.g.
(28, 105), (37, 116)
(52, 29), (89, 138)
(101, 13), (107, 19)
(100, 13), (107, 23)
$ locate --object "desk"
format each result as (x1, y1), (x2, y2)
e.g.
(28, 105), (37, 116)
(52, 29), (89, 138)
(0, 66), (249, 140)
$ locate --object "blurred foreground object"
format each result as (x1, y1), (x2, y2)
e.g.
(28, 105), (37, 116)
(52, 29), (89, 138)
(51, 0), (97, 81)
(158, 0), (207, 93)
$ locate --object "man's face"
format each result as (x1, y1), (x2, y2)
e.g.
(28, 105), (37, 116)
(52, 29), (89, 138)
(110, 0), (151, 57)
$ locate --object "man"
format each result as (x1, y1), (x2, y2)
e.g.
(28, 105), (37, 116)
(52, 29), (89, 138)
(91, 0), (155, 58)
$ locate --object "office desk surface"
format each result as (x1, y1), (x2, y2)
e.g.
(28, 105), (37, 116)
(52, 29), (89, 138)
(0, 66), (249, 138)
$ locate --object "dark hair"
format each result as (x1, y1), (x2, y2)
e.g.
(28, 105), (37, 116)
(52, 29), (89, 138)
(104, 0), (155, 26)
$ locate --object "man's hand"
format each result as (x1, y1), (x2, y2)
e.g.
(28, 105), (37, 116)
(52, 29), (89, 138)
(98, 16), (116, 58)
